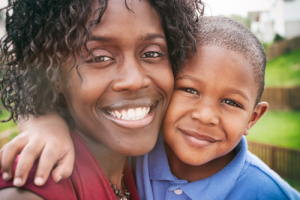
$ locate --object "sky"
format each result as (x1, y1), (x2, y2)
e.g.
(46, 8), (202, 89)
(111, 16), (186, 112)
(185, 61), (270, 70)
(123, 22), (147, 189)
(203, 0), (276, 17)
(0, 0), (276, 17)
(0, 1), (7, 9)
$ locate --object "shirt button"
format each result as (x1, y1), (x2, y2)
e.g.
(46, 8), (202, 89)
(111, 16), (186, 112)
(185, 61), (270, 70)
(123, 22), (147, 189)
(174, 189), (183, 195)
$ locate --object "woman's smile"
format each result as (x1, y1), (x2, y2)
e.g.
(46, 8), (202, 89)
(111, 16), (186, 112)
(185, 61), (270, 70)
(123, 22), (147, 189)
(101, 98), (159, 129)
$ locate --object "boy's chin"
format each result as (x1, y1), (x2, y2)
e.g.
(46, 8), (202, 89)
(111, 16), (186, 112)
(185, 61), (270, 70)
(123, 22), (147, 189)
(177, 153), (213, 166)
(173, 147), (235, 167)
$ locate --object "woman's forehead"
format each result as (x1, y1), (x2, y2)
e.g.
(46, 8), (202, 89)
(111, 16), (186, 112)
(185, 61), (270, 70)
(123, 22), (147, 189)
(87, 0), (164, 46)
(88, 0), (162, 28)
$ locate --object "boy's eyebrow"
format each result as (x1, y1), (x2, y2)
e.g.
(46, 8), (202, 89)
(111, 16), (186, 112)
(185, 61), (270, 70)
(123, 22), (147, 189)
(141, 33), (166, 42)
(222, 88), (250, 102)
(176, 75), (201, 83)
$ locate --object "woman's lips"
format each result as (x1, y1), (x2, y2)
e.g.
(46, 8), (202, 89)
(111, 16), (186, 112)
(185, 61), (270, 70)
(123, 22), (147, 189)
(179, 128), (220, 148)
(102, 103), (156, 129)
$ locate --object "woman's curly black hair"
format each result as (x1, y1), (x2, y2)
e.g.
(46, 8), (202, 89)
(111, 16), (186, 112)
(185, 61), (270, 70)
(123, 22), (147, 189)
(0, 0), (204, 123)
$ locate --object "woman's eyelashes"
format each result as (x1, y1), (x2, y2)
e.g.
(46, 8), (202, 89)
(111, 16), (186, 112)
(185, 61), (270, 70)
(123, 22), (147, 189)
(221, 99), (242, 108)
(84, 50), (165, 64)
(85, 55), (114, 63)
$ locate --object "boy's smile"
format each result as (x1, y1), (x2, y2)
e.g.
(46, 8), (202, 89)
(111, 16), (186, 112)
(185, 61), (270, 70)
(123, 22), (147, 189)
(161, 46), (267, 181)
(58, 0), (174, 157)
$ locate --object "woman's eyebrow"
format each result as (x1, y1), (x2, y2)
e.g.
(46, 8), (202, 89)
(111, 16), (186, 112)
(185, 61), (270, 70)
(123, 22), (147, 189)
(88, 33), (165, 43)
(88, 36), (116, 43)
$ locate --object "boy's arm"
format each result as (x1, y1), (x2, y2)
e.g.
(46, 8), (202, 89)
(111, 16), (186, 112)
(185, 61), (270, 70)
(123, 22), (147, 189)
(0, 112), (74, 187)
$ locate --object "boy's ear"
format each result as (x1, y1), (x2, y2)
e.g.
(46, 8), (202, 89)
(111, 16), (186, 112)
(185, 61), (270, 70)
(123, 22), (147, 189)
(244, 102), (269, 136)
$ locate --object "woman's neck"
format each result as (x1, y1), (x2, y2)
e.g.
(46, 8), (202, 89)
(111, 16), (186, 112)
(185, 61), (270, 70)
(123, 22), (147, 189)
(164, 142), (236, 183)
(76, 129), (127, 188)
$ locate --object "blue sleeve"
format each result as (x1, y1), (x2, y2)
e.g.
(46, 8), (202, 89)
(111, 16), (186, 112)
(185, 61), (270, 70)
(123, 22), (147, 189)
(226, 164), (300, 200)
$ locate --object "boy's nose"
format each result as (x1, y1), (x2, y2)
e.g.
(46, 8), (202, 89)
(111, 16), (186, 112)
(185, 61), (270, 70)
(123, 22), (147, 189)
(190, 100), (219, 125)
(112, 57), (151, 92)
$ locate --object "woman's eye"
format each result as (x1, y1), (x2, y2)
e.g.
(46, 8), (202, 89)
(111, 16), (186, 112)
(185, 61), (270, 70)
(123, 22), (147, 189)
(86, 56), (113, 63)
(141, 51), (164, 58)
(182, 88), (198, 95)
(222, 99), (241, 108)
(95, 56), (112, 62)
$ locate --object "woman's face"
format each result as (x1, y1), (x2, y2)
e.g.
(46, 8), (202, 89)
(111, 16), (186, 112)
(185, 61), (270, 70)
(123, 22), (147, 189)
(58, 0), (174, 156)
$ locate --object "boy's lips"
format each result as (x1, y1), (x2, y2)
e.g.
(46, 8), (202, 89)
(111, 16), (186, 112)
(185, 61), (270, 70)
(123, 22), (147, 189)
(102, 100), (158, 129)
(179, 128), (221, 148)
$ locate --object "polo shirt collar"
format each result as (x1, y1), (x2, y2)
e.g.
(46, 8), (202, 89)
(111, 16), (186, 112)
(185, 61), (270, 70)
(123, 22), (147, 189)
(148, 135), (248, 200)
(183, 137), (248, 200)
(148, 134), (177, 182)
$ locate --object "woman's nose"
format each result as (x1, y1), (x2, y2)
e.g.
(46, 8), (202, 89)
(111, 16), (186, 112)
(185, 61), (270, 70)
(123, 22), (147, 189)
(190, 100), (219, 125)
(112, 57), (151, 92)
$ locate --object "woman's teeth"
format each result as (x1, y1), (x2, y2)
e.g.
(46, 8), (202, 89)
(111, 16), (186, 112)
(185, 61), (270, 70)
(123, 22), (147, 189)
(107, 107), (150, 120)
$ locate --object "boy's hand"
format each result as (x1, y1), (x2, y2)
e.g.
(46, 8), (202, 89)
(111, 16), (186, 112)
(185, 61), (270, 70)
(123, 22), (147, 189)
(0, 113), (74, 187)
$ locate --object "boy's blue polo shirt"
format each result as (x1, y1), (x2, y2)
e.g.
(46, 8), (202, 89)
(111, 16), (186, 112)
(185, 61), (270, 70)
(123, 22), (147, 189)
(136, 134), (300, 200)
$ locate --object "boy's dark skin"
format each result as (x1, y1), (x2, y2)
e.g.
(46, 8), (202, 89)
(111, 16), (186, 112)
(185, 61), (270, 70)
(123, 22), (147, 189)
(162, 45), (268, 182)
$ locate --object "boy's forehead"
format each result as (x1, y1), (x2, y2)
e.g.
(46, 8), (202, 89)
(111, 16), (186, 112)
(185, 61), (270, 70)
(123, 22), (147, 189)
(182, 46), (252, 74)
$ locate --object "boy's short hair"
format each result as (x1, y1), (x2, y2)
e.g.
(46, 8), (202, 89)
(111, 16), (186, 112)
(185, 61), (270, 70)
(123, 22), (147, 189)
(196, 16), (266, 106)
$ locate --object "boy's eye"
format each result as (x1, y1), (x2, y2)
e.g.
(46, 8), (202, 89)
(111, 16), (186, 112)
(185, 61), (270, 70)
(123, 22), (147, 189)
(182, 88), (198, 95)
(222, 99), (241, 108)
(141, 51), (164, 58)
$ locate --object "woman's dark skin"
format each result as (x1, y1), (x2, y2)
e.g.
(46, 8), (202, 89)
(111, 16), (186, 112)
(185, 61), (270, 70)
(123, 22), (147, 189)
(0, 0), (174, 199)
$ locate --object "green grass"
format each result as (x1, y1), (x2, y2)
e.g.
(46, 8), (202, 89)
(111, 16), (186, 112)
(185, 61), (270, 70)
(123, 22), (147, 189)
(265, 49), (300, 86)
(284, 179), (300, 192)
(0, 109), (17, 133)
(247, 110), (300, 149)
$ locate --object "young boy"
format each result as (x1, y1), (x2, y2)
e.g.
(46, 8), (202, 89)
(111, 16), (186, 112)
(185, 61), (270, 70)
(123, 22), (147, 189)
(1, 17), (300, 199)
(134, 17), (300, 200)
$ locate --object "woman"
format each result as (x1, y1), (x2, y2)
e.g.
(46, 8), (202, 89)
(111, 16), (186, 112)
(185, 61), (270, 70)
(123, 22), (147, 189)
(0, 0), (203, 199)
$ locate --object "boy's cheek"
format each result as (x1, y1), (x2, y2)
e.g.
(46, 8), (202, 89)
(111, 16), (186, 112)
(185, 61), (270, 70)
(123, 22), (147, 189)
(165, 93), (192, 117)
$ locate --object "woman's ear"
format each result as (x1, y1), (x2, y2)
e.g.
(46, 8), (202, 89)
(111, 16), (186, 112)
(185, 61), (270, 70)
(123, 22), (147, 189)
(244, 102), (269, 136)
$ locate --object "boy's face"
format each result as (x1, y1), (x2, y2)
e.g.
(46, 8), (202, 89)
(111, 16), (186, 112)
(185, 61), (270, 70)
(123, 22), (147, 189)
(161, 46), (267, 166)
(58, 0), (174, 156)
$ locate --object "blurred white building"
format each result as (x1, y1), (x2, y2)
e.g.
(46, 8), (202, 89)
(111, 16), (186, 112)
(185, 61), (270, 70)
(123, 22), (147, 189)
(250, 0), (300, 43)
(0, 20), (5, 39)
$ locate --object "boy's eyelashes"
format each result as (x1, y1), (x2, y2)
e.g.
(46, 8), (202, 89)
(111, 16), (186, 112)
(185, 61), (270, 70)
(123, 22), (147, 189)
(181, 88), (199, 95)
(141, 51), (165, 58)
(221, 99), (243, 108)
(179, 87), (243, 109)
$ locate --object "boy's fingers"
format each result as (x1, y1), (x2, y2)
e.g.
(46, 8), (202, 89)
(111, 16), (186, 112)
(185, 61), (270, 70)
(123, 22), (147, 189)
(51, 150), (75, 183)
(34, 142), (62, 186)
(13, 140), (45, 187)
(1, 136), (29, 181)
